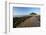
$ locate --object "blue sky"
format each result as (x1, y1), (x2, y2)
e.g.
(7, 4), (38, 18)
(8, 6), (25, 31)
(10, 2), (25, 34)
(13, 7), (40, 16)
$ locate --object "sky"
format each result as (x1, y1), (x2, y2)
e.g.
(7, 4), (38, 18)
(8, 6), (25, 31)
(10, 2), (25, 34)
(13, 7), (40, 16)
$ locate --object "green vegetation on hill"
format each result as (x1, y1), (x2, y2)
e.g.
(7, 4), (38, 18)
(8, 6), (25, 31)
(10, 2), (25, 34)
(29, 13), (37, 15)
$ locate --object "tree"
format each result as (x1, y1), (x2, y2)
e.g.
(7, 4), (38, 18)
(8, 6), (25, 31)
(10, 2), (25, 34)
(30, 12), (37, 15)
